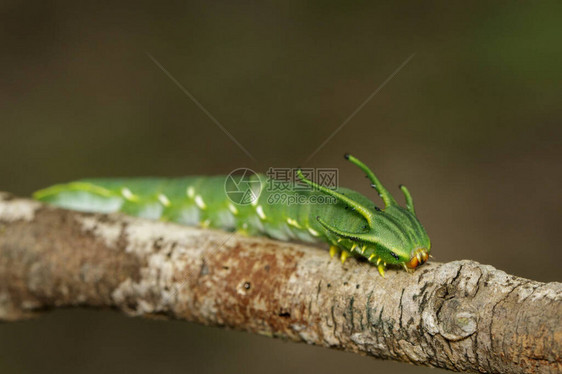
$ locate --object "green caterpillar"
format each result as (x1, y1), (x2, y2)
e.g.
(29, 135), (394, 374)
(33, 154), (431, 277)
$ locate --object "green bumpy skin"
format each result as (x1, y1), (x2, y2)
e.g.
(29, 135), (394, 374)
(33, 155), (431, 277)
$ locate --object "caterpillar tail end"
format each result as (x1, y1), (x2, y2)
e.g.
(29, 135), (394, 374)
(32, 185), (60, 201)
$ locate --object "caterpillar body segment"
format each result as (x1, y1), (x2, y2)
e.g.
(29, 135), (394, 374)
(35, 176), (365, 243)
(34, 155), (431, 275)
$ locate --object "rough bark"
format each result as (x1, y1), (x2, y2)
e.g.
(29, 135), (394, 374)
(0, 192), (560, 373)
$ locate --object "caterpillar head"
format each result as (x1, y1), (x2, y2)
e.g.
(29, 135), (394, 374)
(297, 154), (431, 276)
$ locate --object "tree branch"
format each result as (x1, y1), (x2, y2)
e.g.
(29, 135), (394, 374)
(0, 192), (560, 373)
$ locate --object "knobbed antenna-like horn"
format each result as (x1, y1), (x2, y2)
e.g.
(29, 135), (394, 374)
(344, 154), (397, 208)
(399, 184), (415, 214)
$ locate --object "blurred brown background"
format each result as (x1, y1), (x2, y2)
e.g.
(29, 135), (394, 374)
(1, 1), (561, 373)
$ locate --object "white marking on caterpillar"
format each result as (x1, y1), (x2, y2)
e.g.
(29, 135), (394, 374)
(121, 188), (138, 201)
(256, 205), (266, 220)
(186, 186), (195, 199)
(250, 183), (262, 207)
(308, 228), (320, 237)
(158, 194), (171, 207)
(228, 203), (238, 215)
(194, 195), (207, 210)
(286, 218), (302, 228)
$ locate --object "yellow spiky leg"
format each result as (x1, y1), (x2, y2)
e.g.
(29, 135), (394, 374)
(368, 254), (386, 278)
(236, 222), (253, 237)
(377, 264), (386, 277)
(329, 243), (352, 264)
(340, 250), (351, 264)
(329, 245), (340, 258)
(402, 263), (414, 274)
(377, 258), (387, 277)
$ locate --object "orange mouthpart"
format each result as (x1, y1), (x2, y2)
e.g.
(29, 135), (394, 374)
(406, 248), (429, 269)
